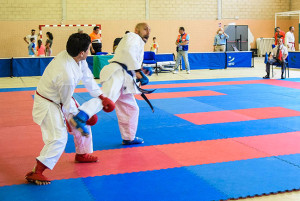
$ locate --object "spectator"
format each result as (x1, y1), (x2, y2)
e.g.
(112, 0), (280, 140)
(275, 27), (285, 45)
(89, 26), (102, 54)
(173, 27), (191, 74)
(150, 37), (159, 54)
(113, 31), (129, 53)
(28, 38), (36, 57)
(214, 28), (229, 52)
(45, 32), (53, 56)
(24, 29), (39, 49)
(285, 26), (295, 51)
(263, 38), (288, 79)
(36, 39), (45, 57)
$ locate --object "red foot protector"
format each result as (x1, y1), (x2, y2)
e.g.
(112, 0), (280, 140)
(25, 160), (50, 184)
(75, 154), (98, 163)
(176, 107), (300, 125)
(25, 171), (51, 183)
(135, 90), (225, 100)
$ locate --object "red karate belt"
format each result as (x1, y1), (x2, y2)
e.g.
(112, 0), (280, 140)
(36, 91), (73, 132)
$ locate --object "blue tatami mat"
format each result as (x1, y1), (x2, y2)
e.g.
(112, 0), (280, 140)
(82, 167), (228, 201)
(186, 155), (300, 199)
(0, 178), (94, 201)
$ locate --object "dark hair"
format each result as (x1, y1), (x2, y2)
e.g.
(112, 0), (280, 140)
(46, 32), (53, 40)
(179, 27), (185, 31)
(153, 37), (156, 39)
(66, 33), (91, 57)
(125, 31), (130, 34)
(30, 38), (35, 42)
(93, 26), (99, 31)
(289, 26), (294, 31)
(38, 39), (42, 48)
(275, 27), (280, 30)
(31, 29), (35, 32)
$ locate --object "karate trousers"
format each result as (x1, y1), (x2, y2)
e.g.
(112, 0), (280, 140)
(79, 69), (139, 141)
(36, 100), (93, 170)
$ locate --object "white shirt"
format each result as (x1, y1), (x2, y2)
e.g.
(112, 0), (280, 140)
(285, 31), (295, 43)
(26, 34), (38, 46)
(285, 31), (295, 49)
(33, 50), (102, 125)
(271, 44), (288, 58)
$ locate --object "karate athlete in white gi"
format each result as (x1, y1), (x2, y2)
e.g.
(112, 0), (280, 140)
(71, 22), (152, 146)
(25, 33), (114, 185)
(285, 26), (295, 51)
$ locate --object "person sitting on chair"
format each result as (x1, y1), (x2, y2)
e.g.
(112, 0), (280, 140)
(263, 38), (288, 79)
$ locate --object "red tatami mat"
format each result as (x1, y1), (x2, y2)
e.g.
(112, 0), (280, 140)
(259, 79), (300, 90)
(143, 80), (261, 89)
(235, 132), (300, 156)
(176, 107), (300, 125)
(135, 90), (225, 100)
(142, 79), (300, 90)
(2, 131), (300, 186)
(0, 91), (35, 127)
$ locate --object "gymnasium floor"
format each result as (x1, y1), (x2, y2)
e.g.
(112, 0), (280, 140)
(1, 57), (300, 201)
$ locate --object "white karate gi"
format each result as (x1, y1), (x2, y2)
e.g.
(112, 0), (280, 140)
(285, 31), (295, 51)
(79, 32), (145, 141)
(32, 50), (102, 170)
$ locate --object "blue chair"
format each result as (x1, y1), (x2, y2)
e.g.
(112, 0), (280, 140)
(143, 51), (158, 75)
(95, 52), (108, 55)
(271, 55), (289, 78)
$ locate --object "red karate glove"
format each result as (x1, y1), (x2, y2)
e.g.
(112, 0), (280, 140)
(99, 94), (115, 112)
(86, 114), (98, 126)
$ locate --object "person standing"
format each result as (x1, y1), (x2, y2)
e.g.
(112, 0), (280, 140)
(173, 27), (190, 74)
(28, 38), (36, 57)
(214, 28), (229, 52)
(36, 39), (45, 57)
(113, 31), (130, 53)
(275, 27), (285, 45)
(150, 37), (159, 54)
(24, 29), (39, 47)
(45, 32), (53, 56)
(263, 38), (288, 79)
(70, 23), (152, 145)
(25, 33), (114, 185)
(285, 26), (295, 51)
(89, 26), (102, 55)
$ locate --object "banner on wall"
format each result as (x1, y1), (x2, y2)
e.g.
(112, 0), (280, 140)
(288, 52), (300, 69)
(226, 51), (252, 67)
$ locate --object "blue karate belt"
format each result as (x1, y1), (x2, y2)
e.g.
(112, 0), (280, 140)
(111, 61), (156, 112)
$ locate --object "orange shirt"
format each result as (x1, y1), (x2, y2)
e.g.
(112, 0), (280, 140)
(275, 31), (285, 45)
(89, 32), (101, 43)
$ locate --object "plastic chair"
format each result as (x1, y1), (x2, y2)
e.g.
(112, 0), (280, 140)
(143, 51), (158, 75)
(271, 56), (289, 78)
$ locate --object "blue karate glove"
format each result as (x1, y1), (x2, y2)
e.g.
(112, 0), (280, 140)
(136, 70), (149, 86)
(143, 66), (153, 76)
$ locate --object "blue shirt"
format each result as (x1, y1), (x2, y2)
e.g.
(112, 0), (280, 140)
(214, 34), (229, 46)
(28, 43), (35, 55)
